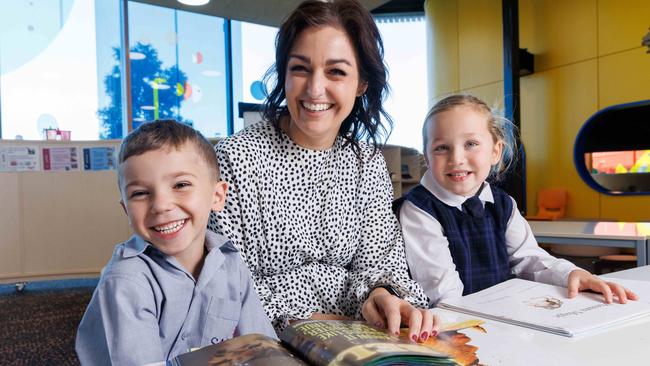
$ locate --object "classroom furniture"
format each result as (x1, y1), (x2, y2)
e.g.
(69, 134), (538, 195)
(0, 137), (225, 284)
(433, 265), (650, 366)
(594, 254), (638, 274)
(0, 139), (128, 283)
(526, 188), (568, 220)
(380, 145), (425, 198)
(528, 220), (649, 267)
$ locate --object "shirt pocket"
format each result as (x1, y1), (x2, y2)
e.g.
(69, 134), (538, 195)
(202, 297), (241, 346)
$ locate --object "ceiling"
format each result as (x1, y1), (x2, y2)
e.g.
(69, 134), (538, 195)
(132, 0), (394, 27)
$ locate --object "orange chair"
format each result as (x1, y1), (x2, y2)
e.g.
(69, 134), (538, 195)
(526, 188), (568, 221)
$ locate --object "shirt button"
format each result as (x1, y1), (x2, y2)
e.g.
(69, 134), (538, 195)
(181, 333), (187, 340)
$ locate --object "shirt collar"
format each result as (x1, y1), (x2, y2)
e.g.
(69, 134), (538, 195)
(420, 170), (494, 211)
(121, 230), (237, 259)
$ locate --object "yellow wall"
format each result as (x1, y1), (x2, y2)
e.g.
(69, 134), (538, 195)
(424, 0), (650, 220)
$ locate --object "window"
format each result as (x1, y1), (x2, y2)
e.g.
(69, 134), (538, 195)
(1, 0), (119, 140)
(107, 2), (228, 139)
(1, 4), (427, 145)
(1, 1), (229, 140)
(230, 21), (277, 132)
(376, 15), (428, 151)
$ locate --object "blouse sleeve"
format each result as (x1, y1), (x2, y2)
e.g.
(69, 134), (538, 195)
(506, 197), (578, 286)
(400, 200), (465, 306)
(209, 144), (315, 330)
(345, 151), (429, 317)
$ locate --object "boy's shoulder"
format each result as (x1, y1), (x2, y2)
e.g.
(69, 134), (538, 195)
(99, 236), (156, 280)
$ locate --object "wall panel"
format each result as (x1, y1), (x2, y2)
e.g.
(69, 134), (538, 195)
(598, 0), (650, 56)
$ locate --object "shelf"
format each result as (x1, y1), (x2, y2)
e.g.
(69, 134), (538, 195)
(380, 144), (425, 198)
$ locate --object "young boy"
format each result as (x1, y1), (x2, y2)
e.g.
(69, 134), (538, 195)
(76, 120), (276, 365)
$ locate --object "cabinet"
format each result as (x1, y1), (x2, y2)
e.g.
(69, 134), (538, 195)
(380, 144), (426, 198)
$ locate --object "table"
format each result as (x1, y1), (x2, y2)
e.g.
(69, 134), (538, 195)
(528, 220), (649, 266)
(432, 266), (650, 365)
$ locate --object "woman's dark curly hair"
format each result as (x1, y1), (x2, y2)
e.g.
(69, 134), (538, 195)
(262, 0), (392, 157)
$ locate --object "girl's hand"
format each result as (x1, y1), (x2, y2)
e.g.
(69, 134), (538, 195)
(361, 287), (440, 342)
(567, 269), (639, 304)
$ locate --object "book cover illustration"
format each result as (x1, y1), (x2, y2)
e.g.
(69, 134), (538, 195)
(280, 320), (460, 366)
(170, 319), (487, 366)
(171, 333), (307, 366)
(415, 320), (487, 366)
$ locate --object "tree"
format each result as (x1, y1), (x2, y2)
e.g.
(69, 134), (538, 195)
(98, 42), (192, 139)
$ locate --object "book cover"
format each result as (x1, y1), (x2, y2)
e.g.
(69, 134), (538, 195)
(169, 319), (488, 365)
(168, 333), (307, 366)
(438, 278), (650, 337)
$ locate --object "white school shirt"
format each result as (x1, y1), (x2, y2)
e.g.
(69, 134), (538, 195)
(400, 171), (578, 307)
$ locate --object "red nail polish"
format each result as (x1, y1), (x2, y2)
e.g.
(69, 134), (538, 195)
(431, 330), (438, 337)
(420, 331), (428, 340)
(411, 334), (418, 342)
(375, 321), (383, 328)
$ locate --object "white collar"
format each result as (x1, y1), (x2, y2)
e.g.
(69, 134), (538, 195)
(420, 170), (494, 211)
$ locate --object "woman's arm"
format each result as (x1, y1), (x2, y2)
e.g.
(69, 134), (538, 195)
(345, 151), (435, 339)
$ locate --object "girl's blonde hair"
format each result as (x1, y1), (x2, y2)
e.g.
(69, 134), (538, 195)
(422, 94), (518, 181)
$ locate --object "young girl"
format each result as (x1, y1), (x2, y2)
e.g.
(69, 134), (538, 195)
(399, 94), (638, 307)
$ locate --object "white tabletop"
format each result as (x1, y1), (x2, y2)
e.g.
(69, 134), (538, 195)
(602, 264), (650, 281)
(528, 220), (650, 240)
(435, 266), (650, 365)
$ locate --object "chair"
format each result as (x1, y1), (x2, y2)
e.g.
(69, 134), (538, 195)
(594, 254), (637, 274)
(526, 188), (568, 221)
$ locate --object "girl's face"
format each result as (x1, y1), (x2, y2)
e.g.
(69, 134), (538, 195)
(425, 105), (502, 197)
(284, 25), (367, 150)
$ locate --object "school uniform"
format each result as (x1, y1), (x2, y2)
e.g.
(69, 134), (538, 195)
(76, 230), (276, 366)
(399, 170), (578, 307)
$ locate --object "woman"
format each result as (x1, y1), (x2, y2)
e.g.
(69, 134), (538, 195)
(208, 0), (436, 342)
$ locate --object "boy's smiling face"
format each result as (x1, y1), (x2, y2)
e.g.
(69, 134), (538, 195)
(119, 142), (226, 268)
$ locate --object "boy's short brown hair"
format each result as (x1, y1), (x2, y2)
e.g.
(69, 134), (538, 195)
(118, 120), (219, 186)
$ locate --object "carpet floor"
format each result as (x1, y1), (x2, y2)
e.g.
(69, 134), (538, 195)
(0, 279), (97, 366)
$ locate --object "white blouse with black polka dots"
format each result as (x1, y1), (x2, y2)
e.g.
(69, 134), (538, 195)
(208, 121), (428, 330)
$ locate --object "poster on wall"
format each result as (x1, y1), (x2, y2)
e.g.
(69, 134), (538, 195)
(83, 146), (116, 171)
(0, 146), (40, 172)
(42, 147), (79, 171)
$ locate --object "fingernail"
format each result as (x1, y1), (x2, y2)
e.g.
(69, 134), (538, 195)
(431, 330), (438, 337)
(394, 331), (400, 336)
(411, 334), (418, 342)
(374, 321), (383, 328)
(420, 331), (428, 341)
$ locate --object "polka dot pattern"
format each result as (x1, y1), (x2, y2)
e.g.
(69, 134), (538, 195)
(208, 121), (427, 331)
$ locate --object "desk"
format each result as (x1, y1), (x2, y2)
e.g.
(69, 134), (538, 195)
(529, 220), (649, 267)
(433, 266), (650, 365)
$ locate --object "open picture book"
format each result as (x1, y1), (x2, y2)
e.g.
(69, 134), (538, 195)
(437, 278), (650, 337)
(167, 319), (486, 366)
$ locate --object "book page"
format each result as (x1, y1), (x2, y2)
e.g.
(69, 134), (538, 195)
(280, 320), (454, 366)
(438, 278), (650, 337)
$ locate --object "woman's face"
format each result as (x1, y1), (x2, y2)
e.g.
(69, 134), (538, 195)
(284, 25), (367, 150)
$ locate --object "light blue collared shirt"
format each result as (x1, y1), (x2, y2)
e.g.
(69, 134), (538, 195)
(76, 231), (276, 366)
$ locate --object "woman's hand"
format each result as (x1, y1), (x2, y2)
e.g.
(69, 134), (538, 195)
(567, 269), (639, 304)
(361, 287), (440, 342)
